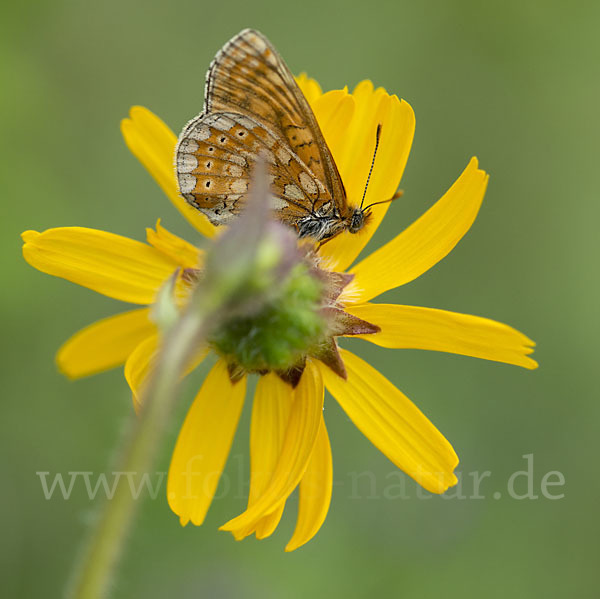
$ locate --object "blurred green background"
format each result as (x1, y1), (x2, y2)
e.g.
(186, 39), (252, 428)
(2, 0), (598, 597)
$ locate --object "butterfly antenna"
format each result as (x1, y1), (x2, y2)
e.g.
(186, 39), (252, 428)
(360, 124), (382, 211)
(363, 190), (404, 211)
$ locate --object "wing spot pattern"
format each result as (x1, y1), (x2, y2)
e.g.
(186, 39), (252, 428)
(299, 172), (318, 195)
(178, 153), (197, 173)
(179, 173), (196, 193)
(276, 147), (291, 165)
(230, 179), (248, 193)
(284, 184), (304, 200)
(227, 164), (243, 177)
(179, 139), (199, 152)
(189, 125), (211, 141)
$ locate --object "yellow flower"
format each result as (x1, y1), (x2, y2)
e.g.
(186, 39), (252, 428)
(21, 77), (537, 551)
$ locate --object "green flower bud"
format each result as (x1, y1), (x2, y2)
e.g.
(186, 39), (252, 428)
(209, 262), (325, 373)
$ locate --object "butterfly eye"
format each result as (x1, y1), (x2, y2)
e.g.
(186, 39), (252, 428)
(238, 131), (245, 137)
(206, 161), (212, 168)
(208, 147), (214, 152)
(220, 137), (226, 143)
(205, 181), (211, 188)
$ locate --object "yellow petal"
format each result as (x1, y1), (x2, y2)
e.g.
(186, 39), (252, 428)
(320, 349), (458, 494)
(246, 374), (293, 540)
(318, 83), (416, 271)
(167, 360), (246, 526)
(346, 303), (538, 369)
(57, 308), (155, 379)
(311, 90), (355, 165)
(124, 334), (159, 412)
(295, 73), (323, 105)
(285, 417), (333, 552)
(22, 227), (179, 304)
(146, 220), (203, 269)
(121, 106), (216, 238)
(124, 334), (208, 412)
(220, 360), (324, 537)
(350, 157), (489, 303)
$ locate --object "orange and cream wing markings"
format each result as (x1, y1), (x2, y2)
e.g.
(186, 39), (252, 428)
(177, 112), (332, 227)
(204, 29), (344, 199)
(176, 29), (365, 241)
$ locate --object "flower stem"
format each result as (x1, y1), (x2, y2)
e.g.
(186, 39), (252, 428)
(68, 309), (207, 599)
(67, 164), (294, 598)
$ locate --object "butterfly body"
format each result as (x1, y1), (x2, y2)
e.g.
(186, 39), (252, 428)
(175, 29), (368, 242)
(296, 204), (370, 241)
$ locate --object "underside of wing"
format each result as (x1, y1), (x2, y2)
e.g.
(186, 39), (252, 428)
(204, 29), (346, 205)
(176, 112), (336, 228)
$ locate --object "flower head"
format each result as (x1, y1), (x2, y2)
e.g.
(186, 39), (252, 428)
(22, 76), (536, 551)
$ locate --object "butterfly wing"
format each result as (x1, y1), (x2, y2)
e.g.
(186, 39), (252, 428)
(206, 29), (346, 200)
(176, 29), (349, 227)
(176, 111), (335, 230)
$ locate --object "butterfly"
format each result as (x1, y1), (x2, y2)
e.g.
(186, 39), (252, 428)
(175, 29), (389, 243)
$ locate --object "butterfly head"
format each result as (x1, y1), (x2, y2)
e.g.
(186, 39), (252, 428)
(348, 207), (371, 234)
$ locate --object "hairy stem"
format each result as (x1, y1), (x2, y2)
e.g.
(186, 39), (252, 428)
(67, 162), (289, 598)
(68, 308), (207, 599)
